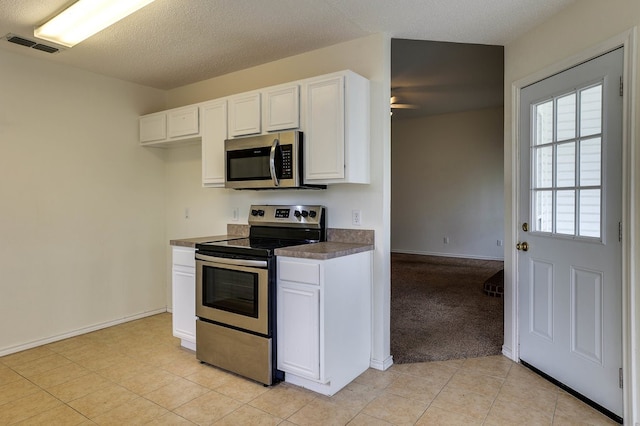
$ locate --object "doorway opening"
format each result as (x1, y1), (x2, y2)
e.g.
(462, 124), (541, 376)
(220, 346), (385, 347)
(390, 39), (505, 363)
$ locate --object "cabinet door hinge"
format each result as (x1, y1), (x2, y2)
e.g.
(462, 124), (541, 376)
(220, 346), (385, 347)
(620, 76), (624, 97)
(619, 367), (623, 388)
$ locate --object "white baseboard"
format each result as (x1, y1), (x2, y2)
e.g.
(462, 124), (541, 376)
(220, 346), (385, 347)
(0, 307), (168, 357)
(391, 249), (504, 262)
(370, 355), (394, 371)
(502, 345), (516, 361)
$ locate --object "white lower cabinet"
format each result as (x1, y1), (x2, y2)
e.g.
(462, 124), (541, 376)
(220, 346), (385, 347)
(277, 281), (320, 379)
(172, 246), (196, 350)
(277, 251), (372, 396)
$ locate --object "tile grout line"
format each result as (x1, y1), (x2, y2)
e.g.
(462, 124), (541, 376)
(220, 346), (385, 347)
(479, 360), (513, 425)
(2, 359), (93, 424)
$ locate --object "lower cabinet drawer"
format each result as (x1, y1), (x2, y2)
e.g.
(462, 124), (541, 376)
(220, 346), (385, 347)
(278, 259), (320, 285)
(173, 247), (195, 267)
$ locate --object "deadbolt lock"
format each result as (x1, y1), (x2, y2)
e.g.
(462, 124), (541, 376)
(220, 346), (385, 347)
(522, 222), (529, 232)
(516, 242), (529, 251)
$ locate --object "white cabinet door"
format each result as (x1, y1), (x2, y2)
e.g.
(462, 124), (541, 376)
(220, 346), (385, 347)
(201, 99), (227, 187)
(172, 266), (196, 344)
(172, 247), (196, 350)
(277, 281), (320, 379)
(264, 85), (299, 132)
(304, 75), (345, 181)
(168, 105), (199, 139)
(139, 112), (167, 143)
(140, 106), (201, 147)
(303, 71), (370, 184)
(228, 92), (261, 137)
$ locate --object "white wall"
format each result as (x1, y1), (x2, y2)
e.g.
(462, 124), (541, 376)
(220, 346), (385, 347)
(391, 107), (504, 260)
(0, 49), (167, 355)
(503, 0), (639, 420)
(164, 34), (393, 368)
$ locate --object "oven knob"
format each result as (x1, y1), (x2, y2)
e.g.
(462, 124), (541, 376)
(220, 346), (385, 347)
(258, 209), (265, 216)
(301, 210), (309, 218)
(309, 210), (317, 218)
(294, 210), (301, 218)
(251, 209), (259, 216)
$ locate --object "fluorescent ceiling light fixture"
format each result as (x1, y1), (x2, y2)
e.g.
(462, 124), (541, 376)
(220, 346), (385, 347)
(34, 0), (156, 47)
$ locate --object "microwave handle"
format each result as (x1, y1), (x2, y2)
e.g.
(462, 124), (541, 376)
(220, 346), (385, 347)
(269, 137), (280, 187)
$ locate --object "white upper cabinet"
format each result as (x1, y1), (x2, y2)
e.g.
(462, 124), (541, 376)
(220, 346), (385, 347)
(264, 84), (300, 132)
(228, 92), (261, 137)
(139, 105), (200, 147)
(168, 105), (199, 139)
(201, 99), (228, 187)
(139, 70), (370, 185)
(139, 112), (167, 143)
(302, 70), (370, 184)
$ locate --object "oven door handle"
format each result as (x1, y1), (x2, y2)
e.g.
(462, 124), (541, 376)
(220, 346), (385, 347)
(269, 137), (280, 187)
(196, 253), (268, 268)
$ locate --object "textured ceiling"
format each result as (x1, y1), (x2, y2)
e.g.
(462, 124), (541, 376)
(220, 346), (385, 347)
(0, 0), (575, 117)
(0, 0), (576, 90)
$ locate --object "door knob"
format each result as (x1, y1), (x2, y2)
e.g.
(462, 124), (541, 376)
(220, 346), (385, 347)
(516, 242), (529, 251)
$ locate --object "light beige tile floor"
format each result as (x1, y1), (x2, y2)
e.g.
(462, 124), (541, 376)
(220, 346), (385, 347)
(0, 313), (618, 425)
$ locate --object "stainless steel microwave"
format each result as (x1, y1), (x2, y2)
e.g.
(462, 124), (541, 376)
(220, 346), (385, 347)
(224, 131), (325, 190)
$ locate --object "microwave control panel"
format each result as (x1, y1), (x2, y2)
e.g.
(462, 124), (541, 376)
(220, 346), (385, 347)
(280, 145), (293, 179)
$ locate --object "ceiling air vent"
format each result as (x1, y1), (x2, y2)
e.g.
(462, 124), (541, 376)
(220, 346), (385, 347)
(3, 33), (64, 54)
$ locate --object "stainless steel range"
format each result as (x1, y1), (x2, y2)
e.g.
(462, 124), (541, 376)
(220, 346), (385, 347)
(195, 204), (326, 385)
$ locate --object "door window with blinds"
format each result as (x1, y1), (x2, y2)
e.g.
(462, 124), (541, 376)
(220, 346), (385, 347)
(530, 82), (603, 239)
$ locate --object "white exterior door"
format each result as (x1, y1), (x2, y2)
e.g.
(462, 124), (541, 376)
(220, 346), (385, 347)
(518, 48), (623, 418)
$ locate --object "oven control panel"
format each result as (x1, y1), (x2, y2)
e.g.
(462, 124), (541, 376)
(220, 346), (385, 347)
(248, 205), (324, 228)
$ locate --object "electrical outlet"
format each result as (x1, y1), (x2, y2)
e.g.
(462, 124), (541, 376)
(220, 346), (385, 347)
(352, 210), (362, 226)
(232, 207), (239, 221)
(497, 239), (503, 247)
(184, 208), (190, 219)
(444, 237), (449, 244)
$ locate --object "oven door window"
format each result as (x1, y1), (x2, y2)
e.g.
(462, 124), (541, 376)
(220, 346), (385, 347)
(202, 266), (259, 318)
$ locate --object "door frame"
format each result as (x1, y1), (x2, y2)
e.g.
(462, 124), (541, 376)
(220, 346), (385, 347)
(507, 28), (637, 422)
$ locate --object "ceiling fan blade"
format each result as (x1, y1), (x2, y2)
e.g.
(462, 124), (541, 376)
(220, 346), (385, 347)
(390, 103), (419, 109)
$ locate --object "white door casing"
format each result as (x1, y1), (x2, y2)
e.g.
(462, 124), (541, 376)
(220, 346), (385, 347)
(518, 48), (623, 418)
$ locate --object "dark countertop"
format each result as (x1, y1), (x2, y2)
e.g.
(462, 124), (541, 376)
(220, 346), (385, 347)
(274, 241), (374, 260)
(170, 227), (374, 259)
(169, 235), (243, 248)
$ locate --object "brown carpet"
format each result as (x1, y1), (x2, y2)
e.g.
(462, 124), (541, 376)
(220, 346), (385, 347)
(391, 253), (504, 364)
